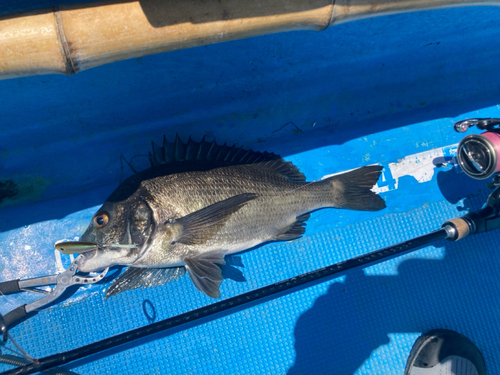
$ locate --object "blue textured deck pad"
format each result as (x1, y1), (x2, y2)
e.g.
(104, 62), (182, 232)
(2, 5), (500, 375)
(2, 186), (499, 374)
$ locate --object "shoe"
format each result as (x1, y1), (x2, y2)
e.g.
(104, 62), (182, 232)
(405, 329), (486, 375)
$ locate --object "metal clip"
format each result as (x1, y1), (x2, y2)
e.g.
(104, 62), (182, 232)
(454, 118), (500, 133)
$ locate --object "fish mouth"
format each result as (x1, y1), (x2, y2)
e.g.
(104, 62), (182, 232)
(77, 243), (139, 272)
(77, 248), (100, 272)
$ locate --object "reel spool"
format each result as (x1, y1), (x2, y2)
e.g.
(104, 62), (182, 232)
(455, 118), (500, 181)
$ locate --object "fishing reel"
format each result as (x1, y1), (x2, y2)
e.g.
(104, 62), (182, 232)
(454, 118), (500, 186)
(447, 118), (500, 239)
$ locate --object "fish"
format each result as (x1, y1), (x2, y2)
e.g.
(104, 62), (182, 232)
(77, 135), (386, 298)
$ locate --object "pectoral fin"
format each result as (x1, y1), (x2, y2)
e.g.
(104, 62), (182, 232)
(105, 266), (186, 298)
(166, 193), (257, 245)
(184, 250), (226, 298)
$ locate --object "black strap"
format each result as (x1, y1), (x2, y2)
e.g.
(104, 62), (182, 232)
(2, 306), (27, 333)
(0, 313), (7, 343)
(0, 280), (20, 295)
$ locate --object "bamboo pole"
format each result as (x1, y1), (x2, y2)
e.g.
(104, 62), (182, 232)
(0, 0), (498, 80)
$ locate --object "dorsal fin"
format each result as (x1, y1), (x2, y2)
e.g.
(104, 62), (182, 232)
(110, 135), (306, 203)
(147, 134), (305, 181)
(255, 159), (306, 182)
(149, 134), (278, 166)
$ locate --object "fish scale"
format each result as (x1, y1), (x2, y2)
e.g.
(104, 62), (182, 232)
(142, 165), (325, 246)
(77, 137), (385, 298)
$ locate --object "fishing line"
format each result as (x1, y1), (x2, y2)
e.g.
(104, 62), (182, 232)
(0, 350), (81, 375)
(1, 330), (37, 366)
(1, 334), (37, 365)
(119, 154), (149, 176)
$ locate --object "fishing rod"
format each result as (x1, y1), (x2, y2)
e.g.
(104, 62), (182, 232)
(3, 118), (500, 375)
(3, 181), (500, 375)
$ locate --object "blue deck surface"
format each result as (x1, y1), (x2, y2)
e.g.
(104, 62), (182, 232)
(1, 4), (500, 374)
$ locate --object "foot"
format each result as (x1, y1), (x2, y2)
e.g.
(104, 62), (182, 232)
(405, 329), (486, 375)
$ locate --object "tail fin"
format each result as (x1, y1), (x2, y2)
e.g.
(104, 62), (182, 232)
(323, 165), (386, 211)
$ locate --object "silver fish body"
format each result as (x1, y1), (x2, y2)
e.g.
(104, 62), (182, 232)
(78, 137), (385, 298)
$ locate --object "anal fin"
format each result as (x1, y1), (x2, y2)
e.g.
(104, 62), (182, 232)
(275, 213), (311, 241)
(106, 266), (186, 298)
(184, 250), (226, 299)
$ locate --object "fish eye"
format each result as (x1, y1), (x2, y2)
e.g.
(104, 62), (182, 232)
(94, 213), (109, 228)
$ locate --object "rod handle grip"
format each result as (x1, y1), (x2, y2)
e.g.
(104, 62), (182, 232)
(443, 218), (470, 241)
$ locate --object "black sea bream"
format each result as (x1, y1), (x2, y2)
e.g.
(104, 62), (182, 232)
(78, 136), (385, 298)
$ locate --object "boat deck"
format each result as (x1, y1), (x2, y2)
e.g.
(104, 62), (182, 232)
(1, 4), (500, 374)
